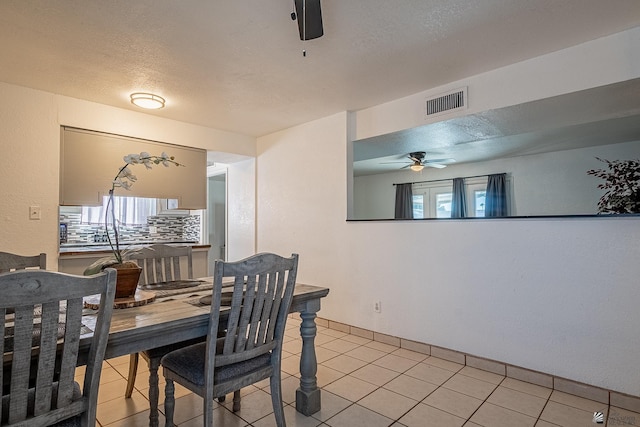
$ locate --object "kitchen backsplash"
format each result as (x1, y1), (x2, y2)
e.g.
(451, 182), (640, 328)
(59, 211), (201, 245)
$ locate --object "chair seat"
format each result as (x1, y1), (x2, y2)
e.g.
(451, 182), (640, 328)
(143, 337), (204, 359)
(161, 342), (272, 387)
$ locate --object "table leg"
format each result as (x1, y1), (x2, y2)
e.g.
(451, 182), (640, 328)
(148, 358), (160, 427)
(296, 300), (321, 415)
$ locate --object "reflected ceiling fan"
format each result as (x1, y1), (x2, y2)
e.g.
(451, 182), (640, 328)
(382, 152), (455, 171)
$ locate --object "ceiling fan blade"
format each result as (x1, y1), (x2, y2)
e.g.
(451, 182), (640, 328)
(380, 161), (411, 164)
(425, 163), (447, 169)
(426, 158), (455, 164)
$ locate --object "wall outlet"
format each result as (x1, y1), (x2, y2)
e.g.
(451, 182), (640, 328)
(374, 301), (382, 313)
(29, 205), (41, 220)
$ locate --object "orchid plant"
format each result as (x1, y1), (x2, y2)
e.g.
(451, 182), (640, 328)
(84, 152), (183, 275)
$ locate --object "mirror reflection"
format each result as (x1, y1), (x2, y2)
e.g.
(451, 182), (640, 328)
(351, 79), (640, 220)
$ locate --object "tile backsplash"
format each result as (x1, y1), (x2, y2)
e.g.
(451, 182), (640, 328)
(59, 209), (201, 245)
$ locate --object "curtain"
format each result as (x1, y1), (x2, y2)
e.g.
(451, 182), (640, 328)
(451, 178), (467, 218)
(485, 173), (508, 217)
(82, 196), (159, 225)
(394, 184), (414, 219)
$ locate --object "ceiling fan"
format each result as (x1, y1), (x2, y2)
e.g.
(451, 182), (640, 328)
(382, 152), (455, 171)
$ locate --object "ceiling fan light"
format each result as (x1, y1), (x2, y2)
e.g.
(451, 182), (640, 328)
(130, 92), (165, 109)
(410, 164), (424, 172)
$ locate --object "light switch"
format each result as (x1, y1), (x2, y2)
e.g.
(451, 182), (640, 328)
(29, 205), (41, 220)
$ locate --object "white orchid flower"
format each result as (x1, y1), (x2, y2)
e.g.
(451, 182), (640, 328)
(123, 154), (141, 164)
(113, 178), (132, 190)
(139, 152), (153, 169)
(107, 152), (181, 265)
(117, 166), (137, 182)
(160, 151), (172, 167)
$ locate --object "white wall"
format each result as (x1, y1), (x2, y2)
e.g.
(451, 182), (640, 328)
(0, 82), (256, 269)
(256, 27), (640, 396)
(226, 158), (256, 261)
(355, 26), (640, 140)
(354, 140), (640, 219)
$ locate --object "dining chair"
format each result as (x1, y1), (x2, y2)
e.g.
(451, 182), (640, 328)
(129, 244), (193, 286)
(0, 268), (116, 427)
(0, 251), (46, 273)
(161, 252), (299, 427)
(123, 244), (200, 426)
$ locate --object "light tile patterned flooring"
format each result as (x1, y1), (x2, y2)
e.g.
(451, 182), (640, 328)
(88, 317), (640, 427)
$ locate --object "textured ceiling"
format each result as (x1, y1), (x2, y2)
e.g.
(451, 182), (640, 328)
(353, 79), (640, 175)
(0, 1), (639, 138)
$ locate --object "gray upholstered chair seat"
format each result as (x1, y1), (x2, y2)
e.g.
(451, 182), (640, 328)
(161, 342), (272, 387)
(143, 337), (204, 359)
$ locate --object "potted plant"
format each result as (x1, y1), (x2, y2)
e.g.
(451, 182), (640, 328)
(84, 152), (183, 298)
(587, 157), (640, 214)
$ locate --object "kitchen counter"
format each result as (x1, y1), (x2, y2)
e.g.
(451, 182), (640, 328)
(58, 243), (212, 277)
(59, 242), (208, 255)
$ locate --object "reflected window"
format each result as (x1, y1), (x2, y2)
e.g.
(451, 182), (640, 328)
(474, 190), (486, 217)
(411, 179), (488, 219)
(412, 195), (424, 219)
(436, 193), (452, 218)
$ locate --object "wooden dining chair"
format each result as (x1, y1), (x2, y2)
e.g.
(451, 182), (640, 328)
(161, 252), (299, 427)
(0, 251), (46, 273)
(128, 244), (193, 286)
(123, 244), (199, 426)
(0, 268), (116, 427)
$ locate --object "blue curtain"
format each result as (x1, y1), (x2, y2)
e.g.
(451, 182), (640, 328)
(394, 184), (414, 219)
(485, 173), (508, 217)
(451, 178), (467, 218)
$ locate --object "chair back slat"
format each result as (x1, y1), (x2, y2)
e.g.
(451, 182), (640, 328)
(127, 244), (192, 285)
(56, 297), (83, 408)
(0, 252), (46, 273)
(0, 269), (116, 427)
(212, 253), (298, 368)
(33, 301), (59, 416)
(9, 306), (33, 423)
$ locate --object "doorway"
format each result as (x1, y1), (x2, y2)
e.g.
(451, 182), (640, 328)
(207, 173), (226, 268)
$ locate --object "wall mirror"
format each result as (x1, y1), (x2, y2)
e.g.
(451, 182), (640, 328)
(351, 78), (640, 220)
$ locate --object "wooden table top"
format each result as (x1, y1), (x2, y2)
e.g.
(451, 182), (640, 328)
(80, 280), (330, 360)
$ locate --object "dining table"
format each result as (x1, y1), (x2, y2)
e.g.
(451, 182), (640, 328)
(79, 278), (329, 427)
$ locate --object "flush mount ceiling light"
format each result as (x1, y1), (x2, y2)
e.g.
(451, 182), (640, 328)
(130, 92), (165, 109)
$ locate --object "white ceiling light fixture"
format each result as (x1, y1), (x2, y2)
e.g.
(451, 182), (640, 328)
(410, 164), (424, 172)
(130, 92), (166, 109)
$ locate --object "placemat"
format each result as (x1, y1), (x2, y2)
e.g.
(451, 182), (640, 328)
(187, 291), (240, 308)
(152, 281), (215, 298)
(140, 279), (205, 292)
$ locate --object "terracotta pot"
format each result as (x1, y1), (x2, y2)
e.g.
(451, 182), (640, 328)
(114, 266), (142, 298)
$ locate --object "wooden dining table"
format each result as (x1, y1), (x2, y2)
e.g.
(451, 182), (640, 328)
(79, 279), (329, 426)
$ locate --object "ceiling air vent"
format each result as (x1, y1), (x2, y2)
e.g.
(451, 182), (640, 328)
(425, 87), (467, 118)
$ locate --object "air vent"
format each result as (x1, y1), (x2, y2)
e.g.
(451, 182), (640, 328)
(425, 87), (467, 118)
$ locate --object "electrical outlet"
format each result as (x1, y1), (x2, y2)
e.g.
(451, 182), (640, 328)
(373, 301), (382, 313)
(29, 205), (41, 220)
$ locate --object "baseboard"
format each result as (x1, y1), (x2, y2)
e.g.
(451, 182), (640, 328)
(311, 316), (640, 414)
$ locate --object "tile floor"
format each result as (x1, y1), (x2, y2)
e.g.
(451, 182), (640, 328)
(86, 317), (640, 427)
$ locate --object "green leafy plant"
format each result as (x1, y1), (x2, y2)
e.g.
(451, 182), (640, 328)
(83, 152), (183, 275)
(587, 157), (640, 214)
